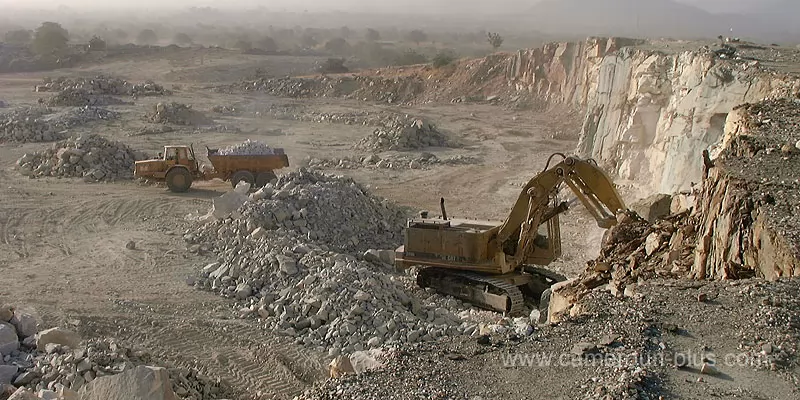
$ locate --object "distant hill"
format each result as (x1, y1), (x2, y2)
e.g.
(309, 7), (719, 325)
(528, 0), (798, 42)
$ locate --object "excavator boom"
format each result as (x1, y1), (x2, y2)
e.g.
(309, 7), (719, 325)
(497, 154), (626, 268)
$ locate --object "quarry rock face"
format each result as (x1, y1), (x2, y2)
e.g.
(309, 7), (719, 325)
(505, 37), (800, 193)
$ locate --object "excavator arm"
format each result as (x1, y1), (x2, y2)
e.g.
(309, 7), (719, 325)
(496, 155), (626, 266)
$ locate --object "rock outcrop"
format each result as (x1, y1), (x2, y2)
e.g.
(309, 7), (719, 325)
(691, 98), (800, 281)
(504, 38), (800, 193)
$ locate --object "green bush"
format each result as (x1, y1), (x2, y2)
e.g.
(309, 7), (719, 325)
(432, 50), (457, 68)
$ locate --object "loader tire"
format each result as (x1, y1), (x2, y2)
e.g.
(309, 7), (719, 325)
(231, 170), (255, 189)
(166, 168), (192, 193)
(255, 171), (277, 187)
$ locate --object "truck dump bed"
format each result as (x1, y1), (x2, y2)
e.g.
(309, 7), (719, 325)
(206, 148), (289, 176)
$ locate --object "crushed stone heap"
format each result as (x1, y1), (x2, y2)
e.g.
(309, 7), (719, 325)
(307, 153), (479, 170)
(216, 139), (280, 156)
(0, 304), (228, 399)
(16, 134), (147, 181)
(45, 88), (131, 107)
(0, 106), (118, 144)
(355, 118), (453, 151)
(186, 169), (516, 355)
(147, 102), (213, 126)
(34, 75), (172, 97)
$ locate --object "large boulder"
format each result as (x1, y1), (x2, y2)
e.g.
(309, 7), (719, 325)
(630, 193), (672, 223)
(11, 311), (38, 338)
(7, 388), (38, 400)
(0, 365), (18, 384)
(79, 365), (178, 400)
(0, 322), (19, 355)
(36, 327), (81, 351)
(0, 304), (13, 322)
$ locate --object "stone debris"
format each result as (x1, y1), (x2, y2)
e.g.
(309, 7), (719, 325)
(79, 365), (177, 400)
(549, 210), (696, 323)
(307, 153), (479, 170)
(146, 103), (212, 126)
(0, 106), (119, 144)
(0, 308), (226, 399)
(226, 75), (426, 105)
(45, 89), (130, 108)
(16, 134), (148, 182)
(355, 118), (453, 151)
(216, 139), (280, 156)
(187, 169), (499, 354)
(35, 76), (172, 97)
(210, 105), (240, 116)
(128, 125), (174, 137)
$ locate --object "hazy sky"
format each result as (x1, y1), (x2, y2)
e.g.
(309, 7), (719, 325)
(0, 0), (766, 13)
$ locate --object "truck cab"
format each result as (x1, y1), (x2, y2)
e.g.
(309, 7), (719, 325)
(135, 145), (199, 180)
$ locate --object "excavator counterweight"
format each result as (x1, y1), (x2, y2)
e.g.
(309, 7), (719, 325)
(395, 154), (627, 316)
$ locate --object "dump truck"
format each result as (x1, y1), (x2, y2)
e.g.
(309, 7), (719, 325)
(394, 154), (627, 317)
(134, 144), (289, 192)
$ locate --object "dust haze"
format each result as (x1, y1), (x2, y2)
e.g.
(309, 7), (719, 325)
(1, 0), (799, 44)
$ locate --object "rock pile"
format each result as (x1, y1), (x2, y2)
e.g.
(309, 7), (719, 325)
(0, 107), (118, 144)
(0, 107), (59, 143)
(35, 76), (172, 97)
(263, 106), (396, 127)
(355, 119), (453, 151)
(147, 102), (213, 126)
(187, 169), (501, 354)
(307, 153), (479, 170)
(0, 305), (227, 399)
(229, 75), (426, 104)
(216, 139), (281, 156)
(210, 105), (240, 116)
(549, 210), (696, 323)
(45, 88), (130, 107)
(16, 134), (147, 182)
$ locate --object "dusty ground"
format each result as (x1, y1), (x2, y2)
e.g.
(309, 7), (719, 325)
(0, 48), (606, 399)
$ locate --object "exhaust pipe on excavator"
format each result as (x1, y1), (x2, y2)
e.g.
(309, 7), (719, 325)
(440, 197), (448, 220)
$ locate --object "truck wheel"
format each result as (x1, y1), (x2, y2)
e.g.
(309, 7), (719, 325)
(255, 171), (277, 187)
(231, 170), (255, 189)
(166, 168), (193, 193)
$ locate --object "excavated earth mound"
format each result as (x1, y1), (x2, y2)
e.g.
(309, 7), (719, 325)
(0, 106), (119, 144)
(186, 170), (524, 355)
(16, 134), (147, 181)
(147, 102), (213, 126)
(35, 75), (172, 97)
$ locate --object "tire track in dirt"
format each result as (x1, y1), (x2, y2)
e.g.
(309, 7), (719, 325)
(95, 304), (326, 400)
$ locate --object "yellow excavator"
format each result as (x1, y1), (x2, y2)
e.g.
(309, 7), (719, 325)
(394, 154), (627, 316)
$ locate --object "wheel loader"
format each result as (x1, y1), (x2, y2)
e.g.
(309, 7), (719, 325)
(134, 144), (289, 193)
(394, 154), (627, 316)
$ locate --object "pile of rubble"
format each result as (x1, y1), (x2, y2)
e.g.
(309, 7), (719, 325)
(216, 139), (280, 156)
(146, 102), (212, 126)
(0, 305), (228, 399)
(549, 206), (696, 323)
(307, 153), (479, 170)
(0, 108), (60, 143)
(187, 169), (517, 354)
(263, 106), (396, 127)
(34, 76), (172, 97)
(210, 105), (240, 116)
(0, 107), (118, 144)
(228, 75), (426, 104)
(355, 119), (453, 151)
(45, 88), (130, 107)
(16, 134), (147, 182)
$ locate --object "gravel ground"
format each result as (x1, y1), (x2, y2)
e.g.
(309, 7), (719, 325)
(298, 278), (800, 400)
